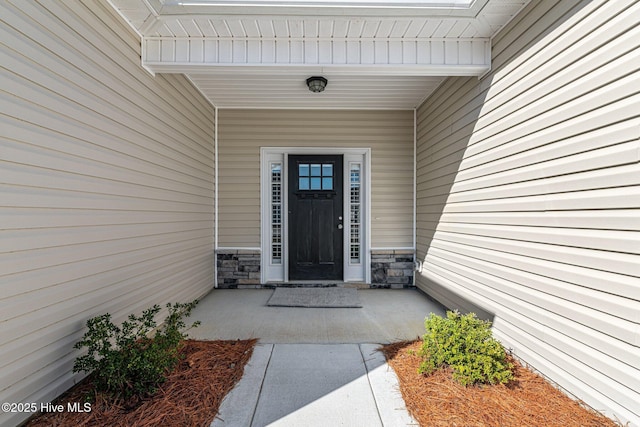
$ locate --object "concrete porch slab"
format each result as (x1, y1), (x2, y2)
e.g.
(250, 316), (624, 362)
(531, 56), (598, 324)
(189, 288), (446, 344)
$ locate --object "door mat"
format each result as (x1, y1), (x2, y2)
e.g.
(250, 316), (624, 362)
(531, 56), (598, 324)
(267, 288), (362, 308)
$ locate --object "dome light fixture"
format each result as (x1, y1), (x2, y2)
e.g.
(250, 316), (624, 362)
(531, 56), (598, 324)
(306, 76), (328, 93)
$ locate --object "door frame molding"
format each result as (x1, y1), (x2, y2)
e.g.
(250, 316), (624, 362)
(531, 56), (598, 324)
(260, 147), (371, 284)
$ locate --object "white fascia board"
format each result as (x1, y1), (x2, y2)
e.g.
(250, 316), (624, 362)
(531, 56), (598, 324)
(143, 36), (490, 75)
(144, 62), (490, 76)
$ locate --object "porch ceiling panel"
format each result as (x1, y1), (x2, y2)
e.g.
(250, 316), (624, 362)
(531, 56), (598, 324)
(187, 73), (445, 108)
(109, 0), (529, 109)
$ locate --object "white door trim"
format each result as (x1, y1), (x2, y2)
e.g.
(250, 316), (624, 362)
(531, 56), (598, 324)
(260, 147), (371, 284)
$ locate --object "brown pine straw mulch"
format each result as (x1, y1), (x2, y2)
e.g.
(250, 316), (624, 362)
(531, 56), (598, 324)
(25, 339), (257, 427)
(381, 340), (621, 427)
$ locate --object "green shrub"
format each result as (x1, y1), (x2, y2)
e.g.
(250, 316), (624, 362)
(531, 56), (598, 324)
(73, 300), (200, 399)
(418, 310), (513, 386)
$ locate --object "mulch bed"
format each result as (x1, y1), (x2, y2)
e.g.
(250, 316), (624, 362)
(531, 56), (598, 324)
(25, 339), (257, 427)
(381, 340), (619, 427)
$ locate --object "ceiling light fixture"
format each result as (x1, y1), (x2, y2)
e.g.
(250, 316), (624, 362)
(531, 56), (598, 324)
(306, 76), (328, 93)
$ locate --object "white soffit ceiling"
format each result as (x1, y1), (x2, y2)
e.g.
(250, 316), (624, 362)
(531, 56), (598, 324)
(109, 0), (529, 109)
(187, 73), (446, 109)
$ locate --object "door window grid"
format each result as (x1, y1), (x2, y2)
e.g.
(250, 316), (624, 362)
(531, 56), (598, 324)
(298, 163), (333, 190)
(271, 163), (282, 264)
(350, 163), (361, 264)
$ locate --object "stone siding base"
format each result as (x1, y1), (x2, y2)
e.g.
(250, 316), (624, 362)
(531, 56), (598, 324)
(371, 250), (415, 289)
(217, 249), (415, 288)
(217, 250), (261, 289)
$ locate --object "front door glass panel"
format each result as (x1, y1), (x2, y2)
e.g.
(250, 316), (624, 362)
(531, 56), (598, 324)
(298, 163), (334, 191)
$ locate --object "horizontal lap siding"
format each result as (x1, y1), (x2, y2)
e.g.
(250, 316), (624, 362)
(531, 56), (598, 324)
(0, 1), (215, 425)
(416, 0), (640, 424)
(218, 109), (414, 248)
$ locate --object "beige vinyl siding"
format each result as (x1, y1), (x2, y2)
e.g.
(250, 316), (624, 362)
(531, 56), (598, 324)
(0, 1), (215, 425)
(218, 109), (414, 249)
(415, 0), (639, 424)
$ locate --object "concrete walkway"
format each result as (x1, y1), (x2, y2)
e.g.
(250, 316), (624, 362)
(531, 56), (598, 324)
(188, 289), (445, 427)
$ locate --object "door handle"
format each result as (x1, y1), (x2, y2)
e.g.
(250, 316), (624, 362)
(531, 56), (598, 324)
(337, 224), (343, 230)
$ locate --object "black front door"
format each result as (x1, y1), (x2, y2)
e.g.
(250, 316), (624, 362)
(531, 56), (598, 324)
(288, 155), (343, 280)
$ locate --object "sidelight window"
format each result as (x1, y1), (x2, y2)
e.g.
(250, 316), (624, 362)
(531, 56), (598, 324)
(349, 163), (361, 264)
(271, 163), (282, 264)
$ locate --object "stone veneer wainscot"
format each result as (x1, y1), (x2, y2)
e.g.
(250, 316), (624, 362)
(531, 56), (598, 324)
(371, 250), (415, 288)
(217, 250), (261, 288)
(216, 249), (415, 288)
